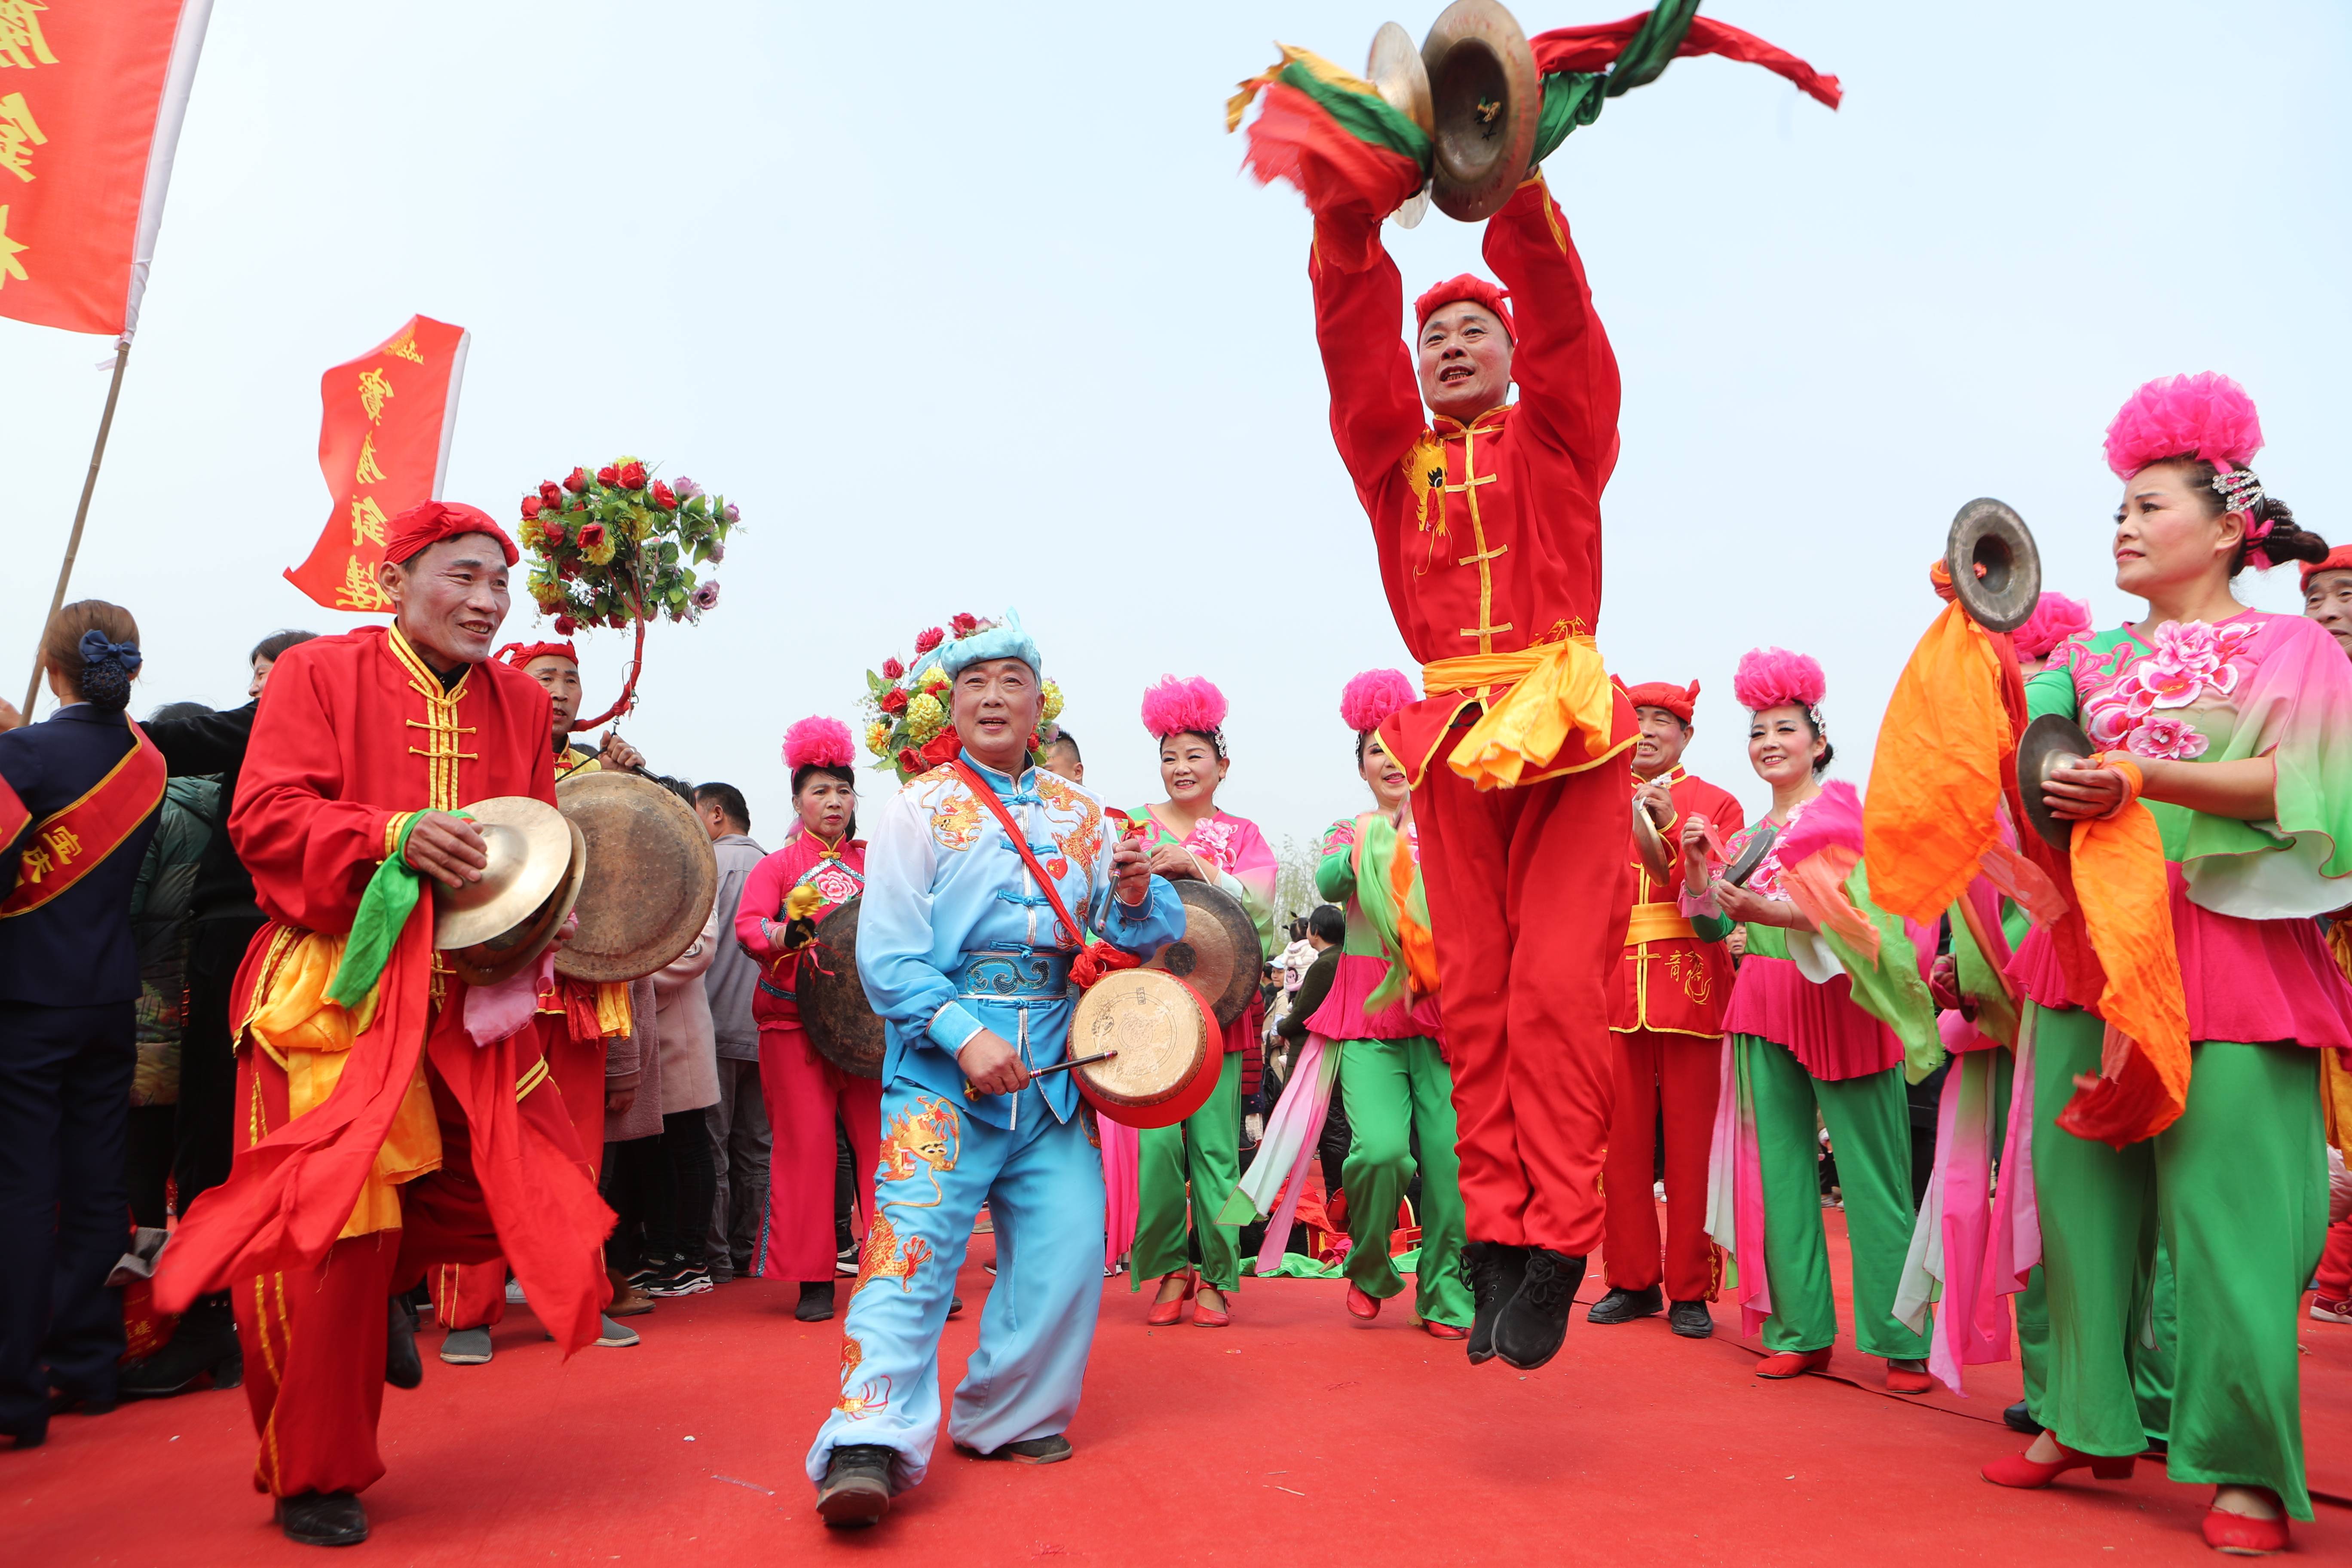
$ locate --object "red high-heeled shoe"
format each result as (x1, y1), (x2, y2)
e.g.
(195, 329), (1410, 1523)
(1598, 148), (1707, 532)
(1754, 1346), (1833, 1380)
(2202, 1492), (2290, 1555)
(1145, 1270), (1197, 1326)
(1981, 1442), (2135, 1489)
(1422, 1320), (1469, 1341)
(1345, 1284), (1380, 1321)
(1885, 1360), (1937, 1395)
(1191, 1286), (1231, 1328)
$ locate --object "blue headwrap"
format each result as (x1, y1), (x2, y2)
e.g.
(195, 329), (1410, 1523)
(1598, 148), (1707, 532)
(928, 609), (1041, 682)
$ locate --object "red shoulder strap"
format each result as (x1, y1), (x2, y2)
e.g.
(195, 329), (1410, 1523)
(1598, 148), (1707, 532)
(947, 759), (1144, 989)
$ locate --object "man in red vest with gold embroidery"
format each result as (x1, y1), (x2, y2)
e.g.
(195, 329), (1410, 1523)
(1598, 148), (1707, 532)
(155, 502), (612, 1548)
(1311, 172), (1637, 1371)
(1589, 680), (1743, 1340)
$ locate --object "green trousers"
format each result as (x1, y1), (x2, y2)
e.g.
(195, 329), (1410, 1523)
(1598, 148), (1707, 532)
(1338, 1036), (1472, 1326)
(2030, 1006), (2322, 1516)
(1133, 1051), (1243, 1292)
(1739, 1036), (1928, 1360)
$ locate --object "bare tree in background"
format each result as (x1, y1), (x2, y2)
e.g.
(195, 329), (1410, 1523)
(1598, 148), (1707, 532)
(1272, 832), (1325, 934)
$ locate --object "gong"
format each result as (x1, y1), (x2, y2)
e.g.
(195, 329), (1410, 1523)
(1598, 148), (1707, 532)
(553, 771), (717, 983)
(799, 897), (886, 1080)
(1145, 879), (1261, 1028)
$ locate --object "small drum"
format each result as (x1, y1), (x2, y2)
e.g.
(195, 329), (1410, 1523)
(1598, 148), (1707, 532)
(1145, 880), (1261, 1028)
(798, 897), (885, 1080)
(1070, 968), (1219, 1129)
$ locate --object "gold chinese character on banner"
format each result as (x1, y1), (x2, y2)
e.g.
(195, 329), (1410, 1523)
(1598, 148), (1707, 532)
(0, 91), (41, 182)
(0, 2), (57, 72)
(350, 495), (388, 547)
(337, 554), (392, 611)
(355, 432), (386, 485)
(357, 368), (393, 423)
(40, 823), (79, 867)
(384, 329), (423, 364)
(19, 843), (51, 882)
(0, 202), (26, 286)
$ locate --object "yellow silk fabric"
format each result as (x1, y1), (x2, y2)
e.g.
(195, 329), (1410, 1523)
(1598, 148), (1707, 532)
(594, 980), (632, 1038)
(244, 929), (442, 1238)
(1424, 634), (1613, 792)
(1624, 903), (1697, 946)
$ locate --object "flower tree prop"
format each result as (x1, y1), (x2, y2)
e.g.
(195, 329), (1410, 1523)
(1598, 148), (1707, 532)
(518, 457), (739, 726)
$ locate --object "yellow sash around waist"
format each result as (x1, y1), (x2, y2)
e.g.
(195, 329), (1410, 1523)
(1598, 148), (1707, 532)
(1624, 901), (1697, 947)
(244, 928), (443, 1238)
(1422, 634), (1613, 791)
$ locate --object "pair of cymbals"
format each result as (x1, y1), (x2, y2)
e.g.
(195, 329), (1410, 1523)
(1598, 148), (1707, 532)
(434, 797), (585, 987)
(1366, 1), (1539, 225)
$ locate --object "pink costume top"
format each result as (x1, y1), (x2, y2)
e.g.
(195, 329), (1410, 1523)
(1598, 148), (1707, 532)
(2007, 612), (2352, 1050)
(1308, 812), (1443, 1042)
(1718, 797), (1907, 1081)
(734, 824), (867, 1032)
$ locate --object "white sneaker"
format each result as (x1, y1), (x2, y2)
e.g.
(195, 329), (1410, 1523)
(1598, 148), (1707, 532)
(2311, 1294), (2352, 1325)
(504, 1278), (527, 1307)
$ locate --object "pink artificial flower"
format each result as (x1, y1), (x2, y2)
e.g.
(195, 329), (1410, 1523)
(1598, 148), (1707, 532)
(881, 656), (906, 680)
(690, 580), (720, 611)
(2127, 715), (2209, 761)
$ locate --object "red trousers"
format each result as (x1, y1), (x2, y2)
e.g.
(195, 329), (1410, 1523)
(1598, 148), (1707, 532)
(432, 1026), (606, 1330)
(1414, 753), (1632, 1255)
(754, 1021), (879, 1283)
(1601, 1028), (1724, 1302)
(2318, 1214), (2352, 1300)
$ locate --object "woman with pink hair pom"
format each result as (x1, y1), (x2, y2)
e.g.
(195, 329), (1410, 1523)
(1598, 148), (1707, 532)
(1984, 374), (2352, 1554)
(735, 716), (882, 1323)
(1700, 648), (1937, 1395)
(1123, 676), (1278, 1329)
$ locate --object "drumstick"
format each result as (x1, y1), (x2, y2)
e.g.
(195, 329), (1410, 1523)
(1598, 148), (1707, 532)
(962, 1050), (1119, 1099)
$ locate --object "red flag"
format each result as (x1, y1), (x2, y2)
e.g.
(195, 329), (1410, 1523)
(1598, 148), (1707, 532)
(0, 0), (213, 336)
(282, 315), (472, 613)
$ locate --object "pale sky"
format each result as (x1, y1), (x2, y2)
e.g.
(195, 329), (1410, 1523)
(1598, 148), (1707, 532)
(5, 1), (2346, 889)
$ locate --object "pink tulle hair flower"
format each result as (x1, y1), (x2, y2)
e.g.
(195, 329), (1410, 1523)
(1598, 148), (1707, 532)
(783, 715), (855, 772)
(1339, 668), (1416, 733)
(2102, 372), (2263, 480)
(1140, 674), (1229, 741)
(1733, 646), (1826, 715)
(2013, 592), (2094, 661)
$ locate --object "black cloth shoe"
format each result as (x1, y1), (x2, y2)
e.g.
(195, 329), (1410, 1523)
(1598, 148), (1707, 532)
(47, 1389), (116, 1417)
(1585, 1284), (1663, 1326)
(955, 1433), (1072, 1464)
(816, 1444), (895, 1528)
(2003, 1400), (2044, 1435)
(1493, 1249), (1586, 1371)
(2, 1413), (44, 1449)
(1460, 1241), (1530, 1365)
(276, 1490), (369, 1547)
(796, 1282), (836, 1323)
(122, 1292), (242, 1397)
(385, 1294), (423, 1390)
(1668, 1299), (1715, 1338)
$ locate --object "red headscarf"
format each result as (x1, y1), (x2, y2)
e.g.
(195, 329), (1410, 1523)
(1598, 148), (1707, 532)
(384, 500), (519, 567)
(1413, 274), (1515, 343)
(2301, 544), (2352, 595)
(497, 640), (577, 669)
(1624, 680), (1699, 725)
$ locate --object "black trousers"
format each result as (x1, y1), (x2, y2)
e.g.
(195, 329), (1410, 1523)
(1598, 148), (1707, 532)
(176, 916), (263, 1218)
(0, 999), (135, 1428)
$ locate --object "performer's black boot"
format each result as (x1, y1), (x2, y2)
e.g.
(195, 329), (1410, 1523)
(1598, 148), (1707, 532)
(276, 1490), (368, 1547)
(1493, 1249), (1586, 1371)
(816, 1444), (895, 1528)
(1460, 1241), (1529, 1365)
(1584, 1284), (1662, 1326)
(120, 1291), (242, 1397)
(385, 1293), (423, 1390)
(796, 1281), (836, 1322)
(1667, 1299), (1715, 1338)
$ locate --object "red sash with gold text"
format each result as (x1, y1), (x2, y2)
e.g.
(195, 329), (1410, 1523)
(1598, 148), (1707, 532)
(0, 721), (167, 917)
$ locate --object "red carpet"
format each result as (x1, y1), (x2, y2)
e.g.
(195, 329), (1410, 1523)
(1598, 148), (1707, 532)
(7, 1207), (2347, 1565)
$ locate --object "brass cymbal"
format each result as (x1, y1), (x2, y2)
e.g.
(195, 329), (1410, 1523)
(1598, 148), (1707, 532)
(1946, 497), (2043, 634)
(450, 818), (587, 988)
(1366, 21), (1435, 228)
(1421, 0), (1540, 223)
(2016, 713), (2094, 850)
(433, 796), (575, 951)
(1632, 794), (1671, 885)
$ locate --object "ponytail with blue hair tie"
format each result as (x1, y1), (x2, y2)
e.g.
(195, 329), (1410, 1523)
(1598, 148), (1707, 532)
(77, 628), (141, 712)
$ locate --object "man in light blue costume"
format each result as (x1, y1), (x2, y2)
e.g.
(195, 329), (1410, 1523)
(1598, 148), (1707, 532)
(808, 611), (1182, 1529)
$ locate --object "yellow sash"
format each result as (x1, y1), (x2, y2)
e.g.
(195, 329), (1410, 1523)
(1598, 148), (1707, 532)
(1624, 902), (1696, 946)
(1422, 634), (1615, 791)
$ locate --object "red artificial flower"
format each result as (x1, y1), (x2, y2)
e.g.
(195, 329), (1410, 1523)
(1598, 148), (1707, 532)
(521, 496), (542, 519)
(577, 522), (607, 551)
(554, 614), (579, 635)
(913, 627), (944, 654)
(596, 465), (620, 486)
(544, 519), (568, 546)
(950, 612), (980, 637)
(609, 612), (630, 629)
(538, 481), (564, 505)
(897, 746), (924, 776)
(618, 460), (648, 490)
(564, 467), (589, 493)
(880, 687), (910, 714)
(881, 656), (905, 680)
(919, 731), (964, 767)
(650, 480), (676, 510)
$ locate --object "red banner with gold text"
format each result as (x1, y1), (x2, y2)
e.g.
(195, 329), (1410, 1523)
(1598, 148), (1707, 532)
(282, 315), (472, 613)
(0, 0), (213, 336)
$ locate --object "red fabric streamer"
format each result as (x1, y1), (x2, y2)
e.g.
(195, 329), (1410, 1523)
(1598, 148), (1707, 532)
(1531, 15), (1843, 109)
(1243, 81), (1426, 221)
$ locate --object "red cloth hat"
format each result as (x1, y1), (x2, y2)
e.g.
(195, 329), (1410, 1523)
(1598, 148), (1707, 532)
(497, 640), (577, 669)
(2302, 544), (2352, 595)
(384, 500), (519, 567)
(1413, 274), (1515, 343)
(1623, 680), (1698, 725)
